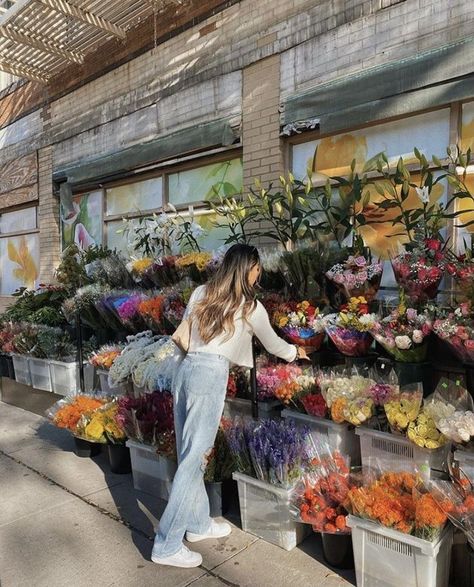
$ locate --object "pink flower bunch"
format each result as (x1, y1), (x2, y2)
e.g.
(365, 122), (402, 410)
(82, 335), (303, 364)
(326, 255), (383, 302)
(256, 363), (303, 400)
(434, 304), (474, 363)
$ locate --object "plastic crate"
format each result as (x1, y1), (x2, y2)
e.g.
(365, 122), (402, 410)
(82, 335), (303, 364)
(282, 409), (361, 465)
(12, 354), (31, 386)
(356, 427), (450, 479)
(126, 439), (177, 500)
(232, 471), (310, 551)
(454, 450), (474, 485)
(347, 515), (453, 587)
(50, 361), (94, 396)
(98, 370), (131, 396)
(29, 357), (52, 391)
(223, 397), (283, 420)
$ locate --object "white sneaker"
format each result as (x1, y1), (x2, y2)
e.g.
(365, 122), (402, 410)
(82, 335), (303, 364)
(151, 544), (202, 568)
(186, 519), (232, 543)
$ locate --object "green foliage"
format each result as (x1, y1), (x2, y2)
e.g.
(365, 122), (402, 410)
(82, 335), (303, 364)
(204, 428), (235, 483)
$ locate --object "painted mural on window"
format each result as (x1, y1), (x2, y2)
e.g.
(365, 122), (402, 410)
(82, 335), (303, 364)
(168, 158), (243, 206)
(61, 190), (103, 250)
(291, 110), (450, 260)
(458, 102), (474, 247)
(0, 233), (39, 294)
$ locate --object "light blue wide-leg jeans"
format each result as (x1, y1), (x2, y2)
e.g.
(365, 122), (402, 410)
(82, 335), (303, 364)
(152, 351), (229, 558)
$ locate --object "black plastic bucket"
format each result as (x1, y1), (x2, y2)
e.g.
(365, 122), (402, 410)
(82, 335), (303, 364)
(321, 532), (354, 570)
(74, 437), (102, 458)
(107, 443), (132, 474)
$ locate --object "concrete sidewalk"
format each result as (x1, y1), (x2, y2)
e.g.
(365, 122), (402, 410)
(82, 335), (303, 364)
(0, 402), (354, 587)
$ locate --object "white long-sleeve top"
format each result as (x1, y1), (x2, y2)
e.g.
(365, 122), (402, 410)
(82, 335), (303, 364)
(184, 285), (297, 367)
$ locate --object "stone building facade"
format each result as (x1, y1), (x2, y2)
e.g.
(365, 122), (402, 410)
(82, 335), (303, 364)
(0, 0), (473, 307)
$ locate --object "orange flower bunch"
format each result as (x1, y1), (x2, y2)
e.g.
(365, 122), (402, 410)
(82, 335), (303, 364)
(347, 471), (448, 539)
(90, 350), (121, 370)
(331, 397), (347, 423)
(273, 380), (300, 404)
(53, 396), (106, 432)
(138, 295), (166, 331)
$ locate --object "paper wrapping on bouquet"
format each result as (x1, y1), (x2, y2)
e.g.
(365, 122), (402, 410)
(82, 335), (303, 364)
(325, 325), (373, 357)
(392, 260), (442, 303)
(281, 326), (325, 350)
(374, 337), (429, 363)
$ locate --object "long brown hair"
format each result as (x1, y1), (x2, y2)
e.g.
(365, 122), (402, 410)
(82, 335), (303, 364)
(193, 244), (260, 343)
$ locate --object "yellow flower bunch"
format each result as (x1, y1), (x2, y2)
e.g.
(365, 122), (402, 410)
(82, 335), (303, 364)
(278, 316), (289, 328)
(132, 257), (154, 274)
(385, 391), (422, 432)
(176, 252), (212, 271)
(78, 403), (126, 444)
(346, 296), (368, 312)
(407, 412), (447, 449)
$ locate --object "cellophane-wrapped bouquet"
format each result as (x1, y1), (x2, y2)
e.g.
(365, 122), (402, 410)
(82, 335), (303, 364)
(89, 343), (124, 371)
(433, 302), (474, 363)
(325, 297), (377, 357)
(273, 300), (326, 350)
(137, 294), (166, 333)
(225, 418), (311, 489)
(326, 254), (383, 303)
(75, 401), (126, 444)
(46, 394), (108, 435)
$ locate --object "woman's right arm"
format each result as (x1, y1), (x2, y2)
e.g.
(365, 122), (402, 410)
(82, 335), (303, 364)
(250, 301), (298, 362)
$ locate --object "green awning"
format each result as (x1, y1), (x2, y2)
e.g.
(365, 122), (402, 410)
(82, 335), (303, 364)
(284, 35), (474, 133)
(54, 117), (239, 186)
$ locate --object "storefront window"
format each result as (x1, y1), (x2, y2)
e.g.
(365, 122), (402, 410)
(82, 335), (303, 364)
(106, 177), (162, 216)
(61, 190), (103, 250)
(0, 207), (39, 294)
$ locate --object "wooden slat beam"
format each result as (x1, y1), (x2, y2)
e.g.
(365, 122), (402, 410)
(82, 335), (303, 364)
(0, 58), (48, 82)
(0, 24), (84, 63)
(36, 0), (127, 39)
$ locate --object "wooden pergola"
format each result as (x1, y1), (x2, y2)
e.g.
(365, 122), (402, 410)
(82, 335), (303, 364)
(0, 0), (184, 83)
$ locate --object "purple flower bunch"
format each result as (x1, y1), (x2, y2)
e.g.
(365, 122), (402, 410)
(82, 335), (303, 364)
(367, 383), (398, 406)
(226, 418), (311, 488)
(116, 294), (145, 321)
(116, 391), (175, 457)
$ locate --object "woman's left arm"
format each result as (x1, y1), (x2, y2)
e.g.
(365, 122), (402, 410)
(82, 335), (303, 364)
(250, 301), (298, 362)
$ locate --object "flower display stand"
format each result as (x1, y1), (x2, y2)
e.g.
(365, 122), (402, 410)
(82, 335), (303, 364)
(282, 409), (361, 465)
(356, 427), (450, 479)
(347, 515), (453, 587)
(232, 472), (310, 551)
(29, 357), (52, 391)
(126, 439), (177, 500)
(223, 397), (283, 420)
(50, 361), (94, 396)
(12, 354), (31, 386)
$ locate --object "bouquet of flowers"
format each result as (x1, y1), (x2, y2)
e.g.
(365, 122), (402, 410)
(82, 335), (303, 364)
(89, 343), (123, 371)
(258, 249), (286, 291)
(292, 450), (353, 533)
(391, 238), (445, 303)
(326, 255), (383, 303)
(76, 402), (126, 444)
(384, 388), (423, 433)
(406, 411), (448, 449)
(371, 295), (433, 362)
(62, 284), (109, 330)
(204, 423), (235, 483)
(163, 290), (188, 330)
(108, 332), (165, 386)
(347, 471), (448, 540)
(325, 297), (377, 357)
(273, 371), (318, 408)
(46, 394), (108, 434)
(300, 392), (327, 418)
(319, 370), (375, 409)
(175, 252), (212, 283)
(95, 290), (147, 333)
(433, 303), (474, 363)
(116, 391), (175, 457)
(0, 321), (24, 353)
(367, 382), (399, 407)
(141, 256), (180, 288)
(446, 246), (474, 301)
(273, 300), (325, 350)
(137, 294), (166, 333)
(226, 418), (311, 488)
(256, 361), (303, 401)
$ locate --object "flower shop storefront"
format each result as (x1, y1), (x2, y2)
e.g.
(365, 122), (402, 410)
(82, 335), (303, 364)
(2, 93), (474, 586)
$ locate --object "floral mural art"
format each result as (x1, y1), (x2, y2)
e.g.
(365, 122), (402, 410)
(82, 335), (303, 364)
(61, 191), (103, 250)
(0, 234), (39, 294)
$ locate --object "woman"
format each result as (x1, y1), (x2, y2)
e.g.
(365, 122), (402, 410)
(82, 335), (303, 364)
(152, 244), (309, 568)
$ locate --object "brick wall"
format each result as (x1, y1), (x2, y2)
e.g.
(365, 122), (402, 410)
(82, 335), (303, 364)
(38, 147), (60, 284)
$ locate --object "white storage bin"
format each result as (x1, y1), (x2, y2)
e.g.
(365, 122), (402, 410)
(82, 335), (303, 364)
(282, 409), (361, 465)
(126, 439), (177, 500)
(50, 361), (94, 396)
(98, 370), (131, 396)
(223, 397), (282, 420)
(454, 450), (474, 484)
(29, 357), (52, 391)
(356, 427), (450, 479)
(347, 515), (453, 587)
(12, 354), (31, 386)
(232, 471), (309, 551)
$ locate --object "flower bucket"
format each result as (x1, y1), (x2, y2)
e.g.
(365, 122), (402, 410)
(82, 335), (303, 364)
(393, 361), (432, 395)
(326, 326), (373, 357)
(0, 353), (15, 379)
(282, 329), (325, 351)
(205, 481), (230, 518)
(107, 443), (132, 474)
(74, 436), (102, 458)
(320, 532), (354, 570)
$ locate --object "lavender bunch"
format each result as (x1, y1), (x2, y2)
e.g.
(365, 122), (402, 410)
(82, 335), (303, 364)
(225, 419), (254, 477)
